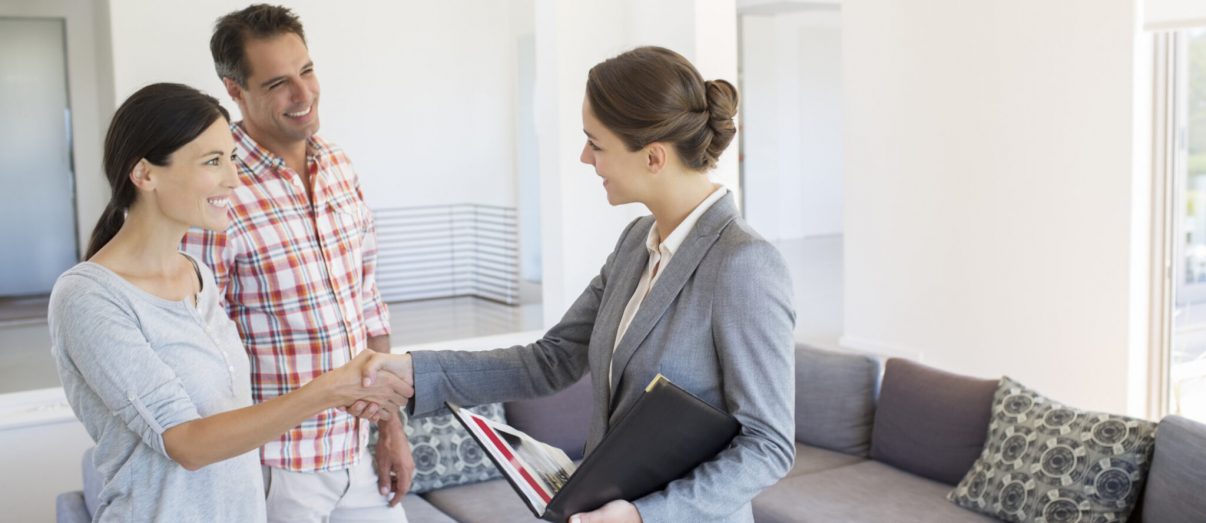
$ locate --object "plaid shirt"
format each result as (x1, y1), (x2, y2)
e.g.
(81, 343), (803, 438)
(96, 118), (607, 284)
(182, 123), (390, 472)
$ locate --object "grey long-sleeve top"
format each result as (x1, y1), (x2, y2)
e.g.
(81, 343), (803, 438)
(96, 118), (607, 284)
(48, 254), (265, 522)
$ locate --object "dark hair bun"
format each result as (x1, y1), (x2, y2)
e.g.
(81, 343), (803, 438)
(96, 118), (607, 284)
(586, 46), (741, 171)
(703, 79), (739, 168)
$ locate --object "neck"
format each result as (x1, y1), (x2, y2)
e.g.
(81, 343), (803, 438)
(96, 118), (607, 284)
(644, 173), (719, 242)
(240, 120), (308, 173)
(96, 202), (190, 276)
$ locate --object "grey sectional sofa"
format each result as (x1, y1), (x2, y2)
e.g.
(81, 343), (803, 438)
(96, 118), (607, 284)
(57, 344), (1206, 522)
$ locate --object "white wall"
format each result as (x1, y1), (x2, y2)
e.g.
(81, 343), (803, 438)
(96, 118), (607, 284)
(105, 0), (522, 212)
(1145, 0), (1206, 30)
(841, 0), (1150, 415)
(741, 9), (843, 241)
(0, 389), (96, 523)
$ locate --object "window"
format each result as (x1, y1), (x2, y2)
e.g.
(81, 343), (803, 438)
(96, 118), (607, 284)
(1168, 28), (1206, 422)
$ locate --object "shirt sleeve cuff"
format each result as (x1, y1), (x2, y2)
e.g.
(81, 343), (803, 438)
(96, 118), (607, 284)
(121, 378), (201, 458)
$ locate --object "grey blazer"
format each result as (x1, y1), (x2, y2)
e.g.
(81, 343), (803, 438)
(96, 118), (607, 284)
(411, 193), (796, 522)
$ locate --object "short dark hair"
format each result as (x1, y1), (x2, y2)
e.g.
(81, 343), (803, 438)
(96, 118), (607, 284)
(210, 4), (306, 87)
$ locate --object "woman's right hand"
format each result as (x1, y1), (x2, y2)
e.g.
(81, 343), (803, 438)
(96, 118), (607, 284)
(318, 351), (414, 421)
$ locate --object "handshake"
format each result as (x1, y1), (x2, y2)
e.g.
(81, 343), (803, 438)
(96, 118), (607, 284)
(315, 350), (416, 422)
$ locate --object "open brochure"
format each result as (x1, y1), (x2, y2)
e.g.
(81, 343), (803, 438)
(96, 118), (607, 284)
(447, 374), (741, 522)
(447, 404), (577, 513)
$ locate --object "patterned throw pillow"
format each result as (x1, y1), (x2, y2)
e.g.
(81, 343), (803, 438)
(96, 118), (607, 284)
(948, 377), (1157, 522)
(369, 404), (505, 493)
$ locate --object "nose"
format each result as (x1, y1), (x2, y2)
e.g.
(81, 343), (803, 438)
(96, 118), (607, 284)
(580, 142), (593, 165)
(222, 159), (239, 188)
(291, 83), (309, 104)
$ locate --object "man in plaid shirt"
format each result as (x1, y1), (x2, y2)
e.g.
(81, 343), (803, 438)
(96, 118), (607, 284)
(182, 5), (413, 521)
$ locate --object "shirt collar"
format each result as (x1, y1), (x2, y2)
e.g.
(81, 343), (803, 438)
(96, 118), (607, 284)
(231, 122), (330, 178)
(646, 185), (729, 258)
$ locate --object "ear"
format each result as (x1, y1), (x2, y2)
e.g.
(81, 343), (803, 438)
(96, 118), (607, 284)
(129, 159), (156, 191)
(222, 77), (244, 104)
(645, 142), (668, 174)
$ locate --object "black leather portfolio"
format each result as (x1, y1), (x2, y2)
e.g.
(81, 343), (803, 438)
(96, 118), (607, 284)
(448, 374), (741, 522)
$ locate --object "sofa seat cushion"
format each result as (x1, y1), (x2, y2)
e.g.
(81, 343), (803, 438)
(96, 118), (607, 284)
(870, 358), (999, 485)
(794, 343), (880, 456)
(787, 442), (866, 478)
(421, 478), (544, 523)
(401, 493), (457, 523)
(1141, 415), (1206, 523)
(753, 460), (999, 523)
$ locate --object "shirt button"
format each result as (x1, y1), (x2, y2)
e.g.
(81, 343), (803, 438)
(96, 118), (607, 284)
(228, 365), (235, 372)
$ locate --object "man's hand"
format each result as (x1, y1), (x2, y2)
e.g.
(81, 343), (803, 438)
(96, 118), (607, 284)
(569, 500), (643, 523)
(374, 415), (414, 507)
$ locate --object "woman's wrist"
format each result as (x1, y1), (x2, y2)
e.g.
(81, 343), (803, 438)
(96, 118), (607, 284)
(302, 368), (351, 411)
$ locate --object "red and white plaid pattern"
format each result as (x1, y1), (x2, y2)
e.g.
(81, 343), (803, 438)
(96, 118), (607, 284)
(182, 124), (390, 472)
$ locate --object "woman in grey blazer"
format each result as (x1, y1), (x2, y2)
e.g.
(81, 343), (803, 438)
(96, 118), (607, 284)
(371, 46), (796, 523)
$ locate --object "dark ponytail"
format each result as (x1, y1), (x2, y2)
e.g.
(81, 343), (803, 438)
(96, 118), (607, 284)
(85, 83), (230, 259)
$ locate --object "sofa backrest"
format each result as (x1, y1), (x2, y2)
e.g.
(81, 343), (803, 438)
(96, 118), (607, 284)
(504, 376), (593, 460)
(794, 343), (880, 457)
(1141, 414), (1206, 522)
(870, 358), (998, 485)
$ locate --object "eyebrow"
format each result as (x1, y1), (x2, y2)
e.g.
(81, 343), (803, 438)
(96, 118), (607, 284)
(584, 130), (597, 139)
(258, 61), (314, 88)
(202, 150), (226, 157)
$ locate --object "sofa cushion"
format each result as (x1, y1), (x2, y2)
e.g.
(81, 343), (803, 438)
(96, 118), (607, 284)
(949, 377), (1157, 523)
(400, 493), (457, 523)
(1141, 415), (1206, 523)
(795, 343), (880, 456)
(753, 460), (998, 523)
(421, 477), (544, 522)
(787, 442), (867, 478)
(504, 376), (592, 460)
(870, 358), (998, 484)
(383, 403), (506, 494)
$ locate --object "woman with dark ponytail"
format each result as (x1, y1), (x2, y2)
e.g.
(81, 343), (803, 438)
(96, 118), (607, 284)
(365, 46), (796, 523)
(48, 83), (412, 521)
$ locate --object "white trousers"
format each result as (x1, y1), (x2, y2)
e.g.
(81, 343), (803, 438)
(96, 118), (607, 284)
(263, 451), (409, 523)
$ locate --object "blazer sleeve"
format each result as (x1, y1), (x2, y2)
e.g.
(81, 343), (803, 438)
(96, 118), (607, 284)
(633, 239), (798, 522)
(409, 218), (642, 416)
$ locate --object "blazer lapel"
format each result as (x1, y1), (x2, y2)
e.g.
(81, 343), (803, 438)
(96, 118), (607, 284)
(607, 194), (739, 407)
(591, 218), (652, 418)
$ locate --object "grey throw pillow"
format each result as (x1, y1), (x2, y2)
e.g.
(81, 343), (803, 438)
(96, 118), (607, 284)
(370, 403), (506, 493)
(948, 377), (1157, 523)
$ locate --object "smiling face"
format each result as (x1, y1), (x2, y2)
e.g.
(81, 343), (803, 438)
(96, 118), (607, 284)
(143, 119), (239, 231)
(580, 98), (652, 206)
(226, 32), (320, 149)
